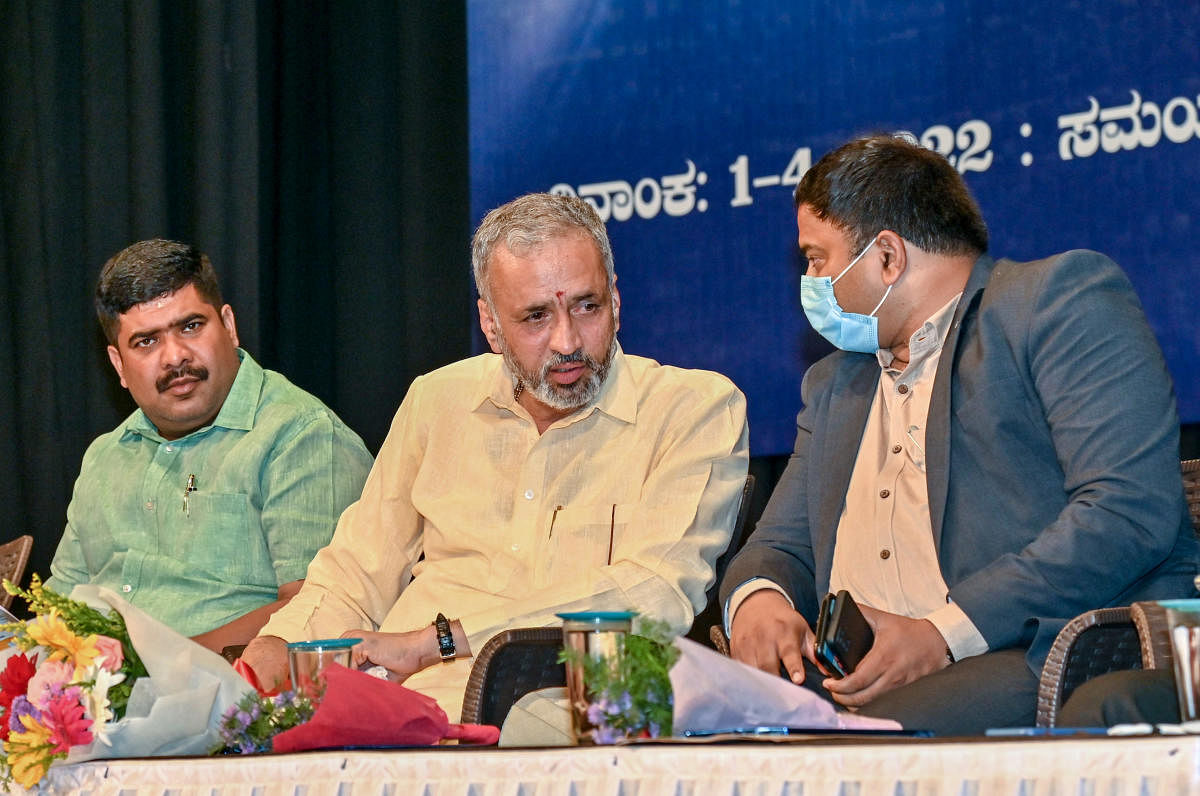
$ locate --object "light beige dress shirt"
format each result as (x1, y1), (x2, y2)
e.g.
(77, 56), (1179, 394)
(261, 345), (749, 718)
(827, 293), (987, 660)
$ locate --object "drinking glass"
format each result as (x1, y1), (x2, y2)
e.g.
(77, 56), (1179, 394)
(1162, 599), (1200, 721)
(557, 611), (635, 744)
(287, 638), (360, 703)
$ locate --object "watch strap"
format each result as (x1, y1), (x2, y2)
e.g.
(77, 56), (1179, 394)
(434, 613), (455, 661)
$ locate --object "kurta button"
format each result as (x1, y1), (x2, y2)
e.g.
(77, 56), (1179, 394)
(891, 444), (902, 454)
(164, 445), (173, 452)
(880, 549), (891, 560)
(879, 489), (891, 499)
(144, 501), (154, 511)
(511, 543), (520, 552)
(121, 584), (132, 593)
(897, 384), (909, 395)
(524, 489), (534, 500)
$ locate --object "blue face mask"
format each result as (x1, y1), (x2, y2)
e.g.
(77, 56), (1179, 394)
(800, 237), (892, 353)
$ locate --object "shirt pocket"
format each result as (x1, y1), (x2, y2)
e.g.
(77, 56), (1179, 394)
(179, 492), (273, 586)
(546, 502), (634, 574)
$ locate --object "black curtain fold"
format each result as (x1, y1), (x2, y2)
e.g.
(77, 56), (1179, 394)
(1, 0), (470, 589)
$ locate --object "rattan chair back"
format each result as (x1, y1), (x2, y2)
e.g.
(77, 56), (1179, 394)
(0, 535), (33, 611)
(460, 627), (565, 727)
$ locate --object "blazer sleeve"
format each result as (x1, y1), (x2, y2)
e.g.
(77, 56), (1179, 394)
(946, 250), (1194, 652)
(719, 356), (834, 627)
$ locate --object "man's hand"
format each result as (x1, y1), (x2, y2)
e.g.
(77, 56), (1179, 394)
(823, 605), (950, 707)
(343, 620), (470, 683)
(342, 628), (438, 683)
(729, 589), (816, 684)
(238, 635), (290, 691)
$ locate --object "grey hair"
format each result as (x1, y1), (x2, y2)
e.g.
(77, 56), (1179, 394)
(471, 193), (615, 306)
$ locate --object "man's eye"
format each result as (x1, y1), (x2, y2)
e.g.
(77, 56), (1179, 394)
(525, 311), (547, 323)
(182, 320), (203, 332)
(576, 302), (600, 314)
(134, 337), (155, 348)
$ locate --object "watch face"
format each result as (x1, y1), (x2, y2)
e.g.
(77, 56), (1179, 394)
(435, 614), (455, 659)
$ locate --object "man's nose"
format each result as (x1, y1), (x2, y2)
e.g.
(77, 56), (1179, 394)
(549, 312), (583, 354)
(159, 334), (192, 366)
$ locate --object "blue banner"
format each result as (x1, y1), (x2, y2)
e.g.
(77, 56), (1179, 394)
(468, 1), (1200, 455)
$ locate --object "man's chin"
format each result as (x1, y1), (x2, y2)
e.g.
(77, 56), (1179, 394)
(534, 377), (600, 412)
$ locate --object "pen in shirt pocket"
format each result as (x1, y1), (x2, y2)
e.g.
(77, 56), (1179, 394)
(183, 473), (198, 516)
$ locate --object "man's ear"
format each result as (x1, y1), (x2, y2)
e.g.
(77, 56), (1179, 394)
(106, 345), (128, 389)
(478, 298), (502, 354)
(220, 304), (240, 347)
(875, 230), (909, 286)
(611, 277), (621, 333)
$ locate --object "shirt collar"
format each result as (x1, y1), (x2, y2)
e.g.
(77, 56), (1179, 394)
(475, 343), (636, 428)
(121, 348), (259, 441)
(876, 293), (962, 370)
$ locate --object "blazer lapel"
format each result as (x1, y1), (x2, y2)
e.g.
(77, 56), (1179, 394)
(928, 254), (994, 551)
(814, 355), (880, 547)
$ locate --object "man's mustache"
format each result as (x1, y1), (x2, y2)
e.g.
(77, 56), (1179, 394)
(156, 364), (208, 393)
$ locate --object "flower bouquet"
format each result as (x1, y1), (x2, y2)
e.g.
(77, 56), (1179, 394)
(0, 576), (252, 790)
(559, 619), (678, 744)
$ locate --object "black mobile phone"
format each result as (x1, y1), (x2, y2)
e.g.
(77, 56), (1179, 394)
(813, 590), (874, 678)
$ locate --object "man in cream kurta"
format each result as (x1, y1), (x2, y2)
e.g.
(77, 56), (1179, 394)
(244, 193), (749, 719)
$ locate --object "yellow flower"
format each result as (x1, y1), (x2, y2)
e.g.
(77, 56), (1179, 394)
(6, 714), (60, 788)
(25, 611), (101, 674)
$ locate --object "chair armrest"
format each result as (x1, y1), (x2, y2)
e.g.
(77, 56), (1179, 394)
(1132, 600), (1175, 670)
(1036, 606), (1142, 727)
(708, 624), (730, 656)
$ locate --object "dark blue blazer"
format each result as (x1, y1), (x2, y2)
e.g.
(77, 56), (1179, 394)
(722, 250), (1199, 672)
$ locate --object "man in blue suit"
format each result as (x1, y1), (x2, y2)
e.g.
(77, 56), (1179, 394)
(721, 134), (1198, 735)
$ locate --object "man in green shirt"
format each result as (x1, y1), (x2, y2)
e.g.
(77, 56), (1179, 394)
(47, 239), (373, 653)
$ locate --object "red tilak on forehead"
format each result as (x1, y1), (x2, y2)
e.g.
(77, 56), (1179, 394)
(556, 291), (564, 299)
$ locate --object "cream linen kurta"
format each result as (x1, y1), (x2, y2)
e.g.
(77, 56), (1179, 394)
(261, 346), (749, 719)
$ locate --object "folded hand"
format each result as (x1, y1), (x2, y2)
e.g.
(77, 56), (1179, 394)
(822, 605), (950, 708)
(342, 627), (439, 683)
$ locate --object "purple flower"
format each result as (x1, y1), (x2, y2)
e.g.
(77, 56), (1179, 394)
(586, 700), (609, 725)
(648, 722), (661, 738)
(9, 695), (41, 733)
(236, 710), (252, 726)
(617, 691), (633, 712)
(592, 724), (623, 745)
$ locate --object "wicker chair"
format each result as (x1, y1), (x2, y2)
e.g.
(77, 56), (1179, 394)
(460, 627), (565, 726)
(0, 535), (33, 611)
(1035, 458), (1200, 726)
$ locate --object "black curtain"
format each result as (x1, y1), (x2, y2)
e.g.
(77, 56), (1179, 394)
(0, 1), (470, 589)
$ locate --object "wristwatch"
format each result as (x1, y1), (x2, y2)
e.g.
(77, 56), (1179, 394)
(434, 613), (456, 661)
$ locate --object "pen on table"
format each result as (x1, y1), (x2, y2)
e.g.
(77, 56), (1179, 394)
(985, 726), (1111, 737)
(183, 473), (197, 515)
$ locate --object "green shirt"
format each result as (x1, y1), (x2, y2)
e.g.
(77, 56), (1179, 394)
(47, 349), (373, 636)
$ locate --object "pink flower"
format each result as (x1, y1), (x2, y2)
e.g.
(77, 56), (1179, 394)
(93, 636), (125, 672)
(25, 659), (74, 711)
(40, 691), (93, 753)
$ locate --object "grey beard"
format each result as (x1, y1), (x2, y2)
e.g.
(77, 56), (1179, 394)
(505, 336), (617, 412)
